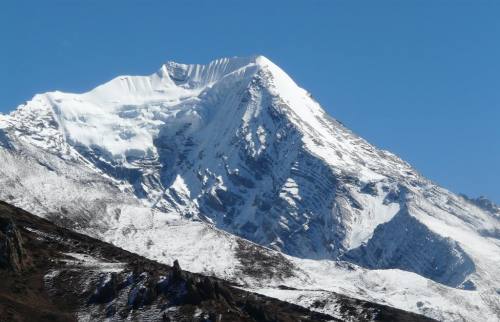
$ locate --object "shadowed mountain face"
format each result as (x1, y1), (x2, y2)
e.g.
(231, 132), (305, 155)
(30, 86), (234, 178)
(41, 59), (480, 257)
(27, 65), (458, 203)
(344, 207), (476, 288)
(0, 201), (435, 322)
(0, 56), (499, 320)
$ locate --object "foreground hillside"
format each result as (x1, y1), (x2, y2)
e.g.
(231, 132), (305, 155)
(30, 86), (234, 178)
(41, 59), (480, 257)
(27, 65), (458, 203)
(0, 201), (435, 321)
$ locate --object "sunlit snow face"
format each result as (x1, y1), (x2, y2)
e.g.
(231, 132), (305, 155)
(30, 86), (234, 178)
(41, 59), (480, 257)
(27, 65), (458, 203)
(27, 57), (266, 163)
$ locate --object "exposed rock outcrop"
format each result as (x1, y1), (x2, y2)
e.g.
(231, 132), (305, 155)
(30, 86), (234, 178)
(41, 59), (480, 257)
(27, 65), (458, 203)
(0, 216), (30, 272)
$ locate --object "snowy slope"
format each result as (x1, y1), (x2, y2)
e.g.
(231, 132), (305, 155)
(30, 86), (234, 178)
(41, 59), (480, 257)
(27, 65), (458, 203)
(0, 55), (499, 321)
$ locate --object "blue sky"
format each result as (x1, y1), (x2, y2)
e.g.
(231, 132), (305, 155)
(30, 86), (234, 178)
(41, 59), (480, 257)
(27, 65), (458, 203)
(1, 0), (499, 203)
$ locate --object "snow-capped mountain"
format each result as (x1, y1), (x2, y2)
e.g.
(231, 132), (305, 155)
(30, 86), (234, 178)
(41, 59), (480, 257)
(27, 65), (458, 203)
(0, 56), (499, 321)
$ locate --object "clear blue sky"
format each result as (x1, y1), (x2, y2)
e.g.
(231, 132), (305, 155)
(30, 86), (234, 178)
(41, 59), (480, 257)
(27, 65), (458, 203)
(1, 0), (499, 203)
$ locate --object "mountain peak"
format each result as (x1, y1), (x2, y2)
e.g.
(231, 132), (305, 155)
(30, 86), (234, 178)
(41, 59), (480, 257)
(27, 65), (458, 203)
(6, 56), (300, 161)
(158, 55), (277, 89)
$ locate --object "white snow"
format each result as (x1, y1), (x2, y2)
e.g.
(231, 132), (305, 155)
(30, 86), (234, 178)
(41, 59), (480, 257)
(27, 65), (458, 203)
(62, 252), (126, 273)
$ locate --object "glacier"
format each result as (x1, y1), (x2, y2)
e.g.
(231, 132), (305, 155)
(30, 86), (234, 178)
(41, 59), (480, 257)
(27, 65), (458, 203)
(0, 55), (499, 321)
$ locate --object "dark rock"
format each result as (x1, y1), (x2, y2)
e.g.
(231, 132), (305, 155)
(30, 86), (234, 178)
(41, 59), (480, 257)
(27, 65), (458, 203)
(0, 217), (30, 272)
(172, 259), (183, 280)
(360, 182), (378, 196)
(89, 272), (119, 304)
(383, 189), (400, 204)
(228, 172), (255, 189)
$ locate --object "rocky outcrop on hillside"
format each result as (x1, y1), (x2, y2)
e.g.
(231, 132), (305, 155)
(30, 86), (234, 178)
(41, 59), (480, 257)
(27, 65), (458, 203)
(0, 216), (30, 272)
